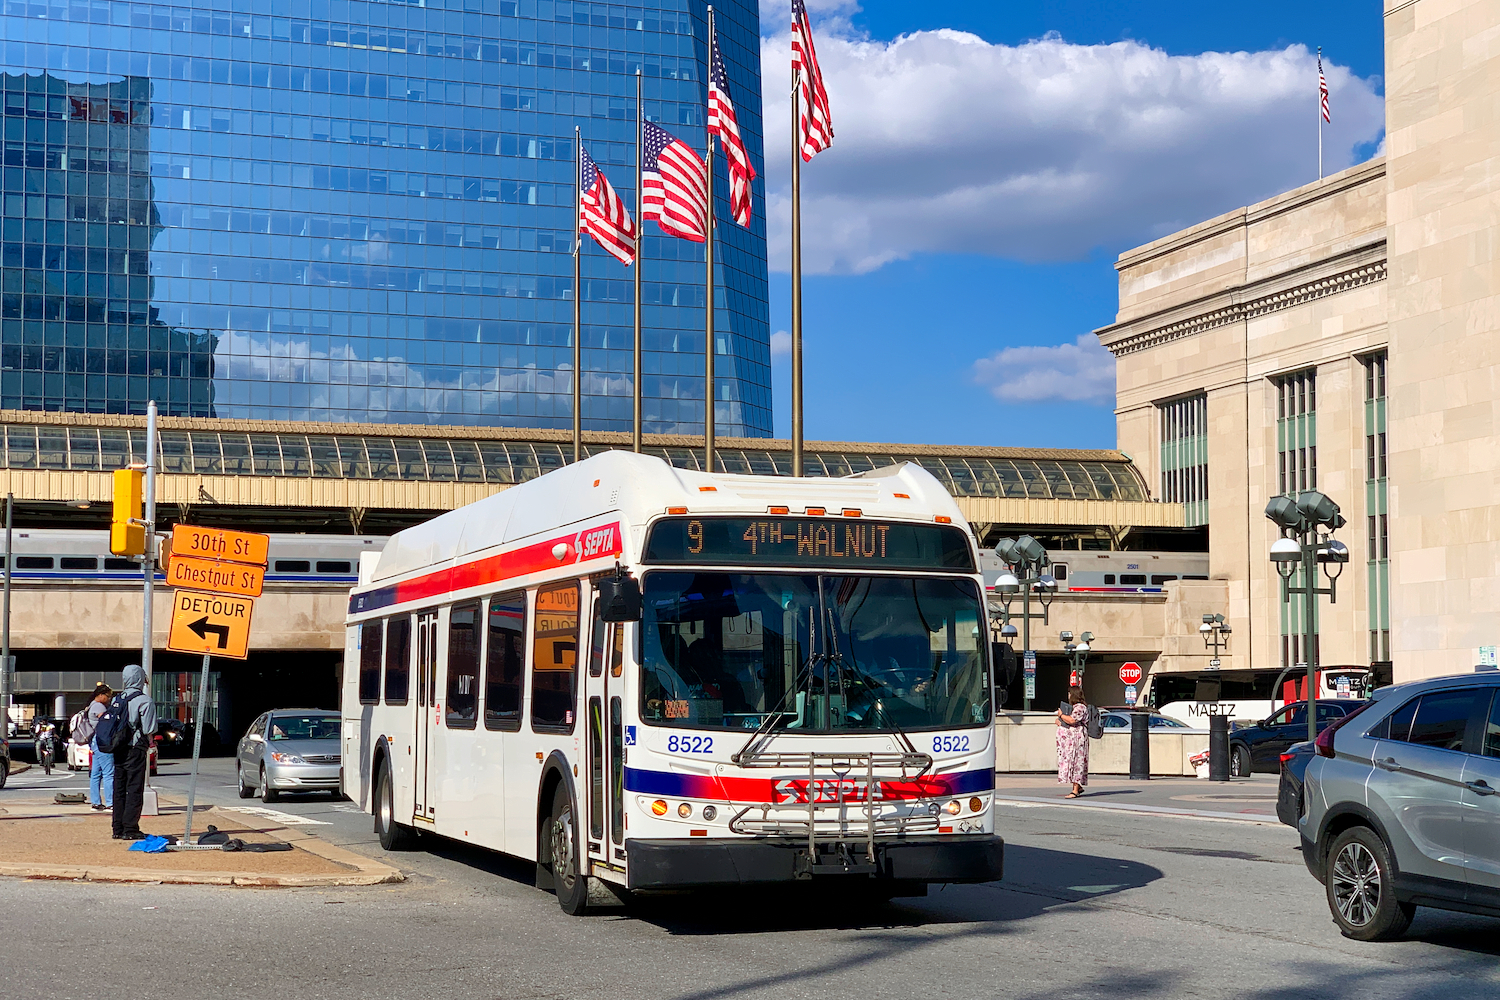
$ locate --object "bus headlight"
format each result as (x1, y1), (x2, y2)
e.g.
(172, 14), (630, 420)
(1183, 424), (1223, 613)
(677, 802), (692, 818)
(701, 805), (717, 821)
(944, 799), (962, 816)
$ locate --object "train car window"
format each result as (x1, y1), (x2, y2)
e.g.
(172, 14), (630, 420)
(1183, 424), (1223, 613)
(385, 615), (411, 704)
(1053, 564), (1068, 581)
(446, 602), (480, 729)
(274, 560), (311, 573)
(1184, 575), (1209, 580)
(358, 620), (383, 704)
(531, 581), (579, 733)
(16, 557), (53, 569)
(316, 561), (353, 574)
(60, 557), (97, 570)
(1120, 574), (1147, 585)
(1151, 575), (1177, 585)
(104, 558), (136, 571)
(1103, 574), (1116, 585)
(485, 591), (526, 731)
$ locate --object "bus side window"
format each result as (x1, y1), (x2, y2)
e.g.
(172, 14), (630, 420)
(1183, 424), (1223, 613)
(446, 602), (480, 728)
(358, 620), (383, 704)
(485, 591), (526, 731)
(610, 623), (625, 678)
(385, 615), (411, 704)
(588, 594), (607, 678)
(531, 581), (579, 733)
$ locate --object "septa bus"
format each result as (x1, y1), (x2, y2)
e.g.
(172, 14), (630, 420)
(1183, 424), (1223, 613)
(341, 451), (1003, 913)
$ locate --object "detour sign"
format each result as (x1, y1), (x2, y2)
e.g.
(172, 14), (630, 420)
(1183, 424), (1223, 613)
(167, 589), (255, 660)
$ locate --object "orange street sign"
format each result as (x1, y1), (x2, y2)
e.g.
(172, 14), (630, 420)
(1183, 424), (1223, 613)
(171, 525), (269, 567)
(166, 555), (264, 598)
(167, 590), (254, 660)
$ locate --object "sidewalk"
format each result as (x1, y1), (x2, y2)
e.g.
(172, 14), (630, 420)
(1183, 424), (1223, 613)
(0, 790), (403, 887)
(993, 773), (1283, 824)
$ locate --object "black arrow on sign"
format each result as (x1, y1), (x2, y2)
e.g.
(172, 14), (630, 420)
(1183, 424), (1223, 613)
(187, 616), (230, 649)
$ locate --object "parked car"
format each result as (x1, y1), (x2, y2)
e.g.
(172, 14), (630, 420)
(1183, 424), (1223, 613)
(1277, 740), (1315, 827)
(1301, 675), (1500, 940)
(236, 709), (342, 802)
(1100, 711), (1207, 733)
(1229, 699), (1367, 776)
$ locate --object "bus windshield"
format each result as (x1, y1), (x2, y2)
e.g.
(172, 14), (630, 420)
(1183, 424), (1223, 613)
(640, 571), (990, 733)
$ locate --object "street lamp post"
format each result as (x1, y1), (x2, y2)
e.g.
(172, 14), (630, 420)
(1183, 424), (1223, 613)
(992, 535), (1056, 711)
(1061, 630), (1094, 686)
(1266, 491), (1349, 746)
(1199, 614), (1231, 668)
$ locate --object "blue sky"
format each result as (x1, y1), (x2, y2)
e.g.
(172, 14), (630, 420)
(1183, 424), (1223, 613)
(759, 1), (1387, 449)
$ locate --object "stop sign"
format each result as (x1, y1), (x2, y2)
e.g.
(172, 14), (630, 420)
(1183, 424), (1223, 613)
(1119, 662), (1143, 686)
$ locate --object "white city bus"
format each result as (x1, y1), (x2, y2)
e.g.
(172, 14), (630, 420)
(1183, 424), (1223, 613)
(341, 450), (1003, 913)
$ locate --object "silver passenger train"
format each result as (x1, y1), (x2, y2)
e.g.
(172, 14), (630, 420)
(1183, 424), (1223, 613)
(979, 550), (1209, 595)
(1, 529), (387, 583)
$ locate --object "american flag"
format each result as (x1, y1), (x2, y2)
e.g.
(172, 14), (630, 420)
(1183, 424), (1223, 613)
(792, 0), (833, 162)
(578, 144), (636, 265)
(1318, 54), (1330, 123)
(709, 34), (755, 228)
(642, 121), (708, 242)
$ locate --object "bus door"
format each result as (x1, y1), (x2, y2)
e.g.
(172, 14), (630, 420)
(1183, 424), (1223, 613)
(583, 596), (627, 871)
(413, 609), (439, 823)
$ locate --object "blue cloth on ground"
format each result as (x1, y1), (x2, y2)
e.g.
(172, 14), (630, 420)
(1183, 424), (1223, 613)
(128, 835), (170, 853)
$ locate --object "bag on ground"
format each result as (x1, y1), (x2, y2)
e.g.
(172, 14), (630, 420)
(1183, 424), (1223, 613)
(95, 691), (140, 754)
(1085, 704), (1104, 739)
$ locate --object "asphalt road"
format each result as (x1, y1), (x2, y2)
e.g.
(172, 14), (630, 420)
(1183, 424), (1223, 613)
(4, 759), (1500, 1000)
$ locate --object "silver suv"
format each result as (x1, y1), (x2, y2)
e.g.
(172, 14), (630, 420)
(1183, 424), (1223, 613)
(1302, 672), (1500, 940)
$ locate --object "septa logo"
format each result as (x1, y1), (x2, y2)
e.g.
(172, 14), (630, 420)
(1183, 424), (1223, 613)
(773, 778), (883, 804)
(579, 524), (619, 559)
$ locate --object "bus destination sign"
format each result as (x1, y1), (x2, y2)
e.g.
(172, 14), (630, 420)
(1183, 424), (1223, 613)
(642, 517), (975, 572)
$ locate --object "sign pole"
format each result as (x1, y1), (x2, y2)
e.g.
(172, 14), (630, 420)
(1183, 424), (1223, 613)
(142, 400), (157, 682)
(183, 652), (211, 845)
(1, 493), (11, 736)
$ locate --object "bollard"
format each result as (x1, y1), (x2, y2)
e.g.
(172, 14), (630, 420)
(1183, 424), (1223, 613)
(1129, 710), (1150, 780)
(1208, 714), (1231, 782)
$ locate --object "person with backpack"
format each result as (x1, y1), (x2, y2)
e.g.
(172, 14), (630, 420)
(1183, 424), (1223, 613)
(74, 683), (113, 810)
(1055, 684), (1092, 798)
(97, 665), (156, 840)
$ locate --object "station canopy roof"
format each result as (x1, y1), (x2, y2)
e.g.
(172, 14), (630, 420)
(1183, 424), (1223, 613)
(0, 413), (1147, 503)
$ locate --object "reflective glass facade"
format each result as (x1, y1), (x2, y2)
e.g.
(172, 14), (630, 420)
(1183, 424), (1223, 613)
(0, 0), (772, 434)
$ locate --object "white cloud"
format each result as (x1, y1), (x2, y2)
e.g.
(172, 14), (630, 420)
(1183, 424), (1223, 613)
(972, 335), (1116, 405)
(769, 329), (792, 358)
(759, 31), (1385, 274)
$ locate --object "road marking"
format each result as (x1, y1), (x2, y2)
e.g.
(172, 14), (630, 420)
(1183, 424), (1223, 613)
(226, 805), (332, 826)
(993, 795), (1279, 825)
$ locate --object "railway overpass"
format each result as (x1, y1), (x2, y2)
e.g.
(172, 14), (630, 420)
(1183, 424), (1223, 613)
(0, 410), (1200, 739)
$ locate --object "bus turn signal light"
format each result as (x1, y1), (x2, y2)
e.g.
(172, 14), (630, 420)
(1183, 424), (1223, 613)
(969, 797), (984, 813)
(651, 800), (668, 816)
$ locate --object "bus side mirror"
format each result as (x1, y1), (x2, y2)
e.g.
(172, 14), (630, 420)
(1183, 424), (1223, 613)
(597, 569), (643, 623)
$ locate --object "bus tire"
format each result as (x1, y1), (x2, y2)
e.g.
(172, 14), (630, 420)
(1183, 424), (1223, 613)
(546, 784), (589, 915)
(375, 758), (417, 852)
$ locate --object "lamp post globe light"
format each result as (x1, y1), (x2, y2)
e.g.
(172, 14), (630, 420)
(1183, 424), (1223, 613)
(1063, 630), (1094, 687)
(1264, 489), (1347, 746)
(1200, 614), (1231, 668)
(990, 535), (1055, 711)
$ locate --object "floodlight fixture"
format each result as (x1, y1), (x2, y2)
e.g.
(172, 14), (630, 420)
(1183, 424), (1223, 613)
(1265, 495), (1303, 531)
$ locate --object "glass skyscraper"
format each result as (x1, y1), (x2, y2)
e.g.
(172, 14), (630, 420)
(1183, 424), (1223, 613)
(0, 0), (772, 435)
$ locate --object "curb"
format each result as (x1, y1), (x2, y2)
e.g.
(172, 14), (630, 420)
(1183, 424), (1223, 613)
(0, 803), (405, 888)
(994, 794), (1282, 826)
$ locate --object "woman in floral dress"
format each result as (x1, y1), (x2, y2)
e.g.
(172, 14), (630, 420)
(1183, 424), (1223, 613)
(1056, 685), (1089, 797)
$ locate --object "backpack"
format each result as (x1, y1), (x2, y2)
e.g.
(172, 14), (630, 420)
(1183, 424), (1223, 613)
(1085, 704), (1104, 740)
(95, 691), (141, 753)
(69, 709), (94, 746)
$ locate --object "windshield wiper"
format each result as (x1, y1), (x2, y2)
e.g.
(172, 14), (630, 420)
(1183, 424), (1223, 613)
(732, 612), (821, 764)
(825, 621), (919, 756)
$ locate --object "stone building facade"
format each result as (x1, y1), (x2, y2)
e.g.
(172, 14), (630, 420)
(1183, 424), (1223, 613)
(1096, 0), (1500, 685)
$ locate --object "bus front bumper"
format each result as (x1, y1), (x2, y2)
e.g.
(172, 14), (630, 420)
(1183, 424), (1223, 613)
(623, 835), (1003, 890)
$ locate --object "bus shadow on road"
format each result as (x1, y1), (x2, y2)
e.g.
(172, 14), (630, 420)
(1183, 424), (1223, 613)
(628, 843), (1163, 935)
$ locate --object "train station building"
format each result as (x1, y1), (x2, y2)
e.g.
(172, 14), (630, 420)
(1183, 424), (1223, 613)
(1096, 0), (1500, 687)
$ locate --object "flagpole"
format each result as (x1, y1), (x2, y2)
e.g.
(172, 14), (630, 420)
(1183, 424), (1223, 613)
(1317, 46), (1324, 181)
(633, 68), (644, 454)
(790, 76), (804, 478)
(572, 125), (582, 464)
(703, 7), (717, 475)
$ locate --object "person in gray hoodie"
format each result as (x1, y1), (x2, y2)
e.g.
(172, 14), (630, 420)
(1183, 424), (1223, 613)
(112, 664), (157, 840)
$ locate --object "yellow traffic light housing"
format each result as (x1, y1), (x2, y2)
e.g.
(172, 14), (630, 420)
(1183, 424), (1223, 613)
(110, 467), (145, 556)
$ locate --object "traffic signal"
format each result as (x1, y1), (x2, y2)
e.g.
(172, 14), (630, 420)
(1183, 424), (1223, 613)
(110, 468), (145, 556)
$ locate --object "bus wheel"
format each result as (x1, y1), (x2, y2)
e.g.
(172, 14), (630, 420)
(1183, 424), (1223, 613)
(547, 785), (589, 915)
(375, 760), (417, 852)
